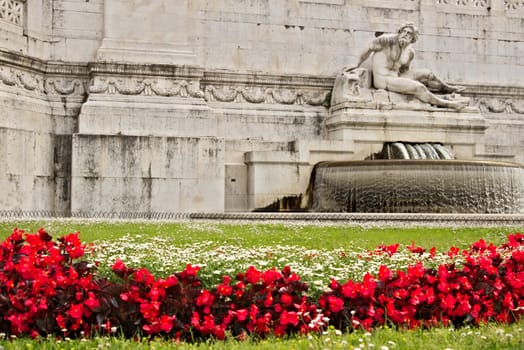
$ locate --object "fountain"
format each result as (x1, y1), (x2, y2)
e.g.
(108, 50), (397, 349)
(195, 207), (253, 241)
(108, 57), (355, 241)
(257, 142), (524, 214)
(248, 23), (524, 214)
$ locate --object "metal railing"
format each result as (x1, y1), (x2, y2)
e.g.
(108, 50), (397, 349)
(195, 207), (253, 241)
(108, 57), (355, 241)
(0, 210), (523, 227)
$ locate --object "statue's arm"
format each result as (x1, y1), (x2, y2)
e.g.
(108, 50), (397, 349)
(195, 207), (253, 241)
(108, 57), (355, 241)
(344, 40), (382, 72)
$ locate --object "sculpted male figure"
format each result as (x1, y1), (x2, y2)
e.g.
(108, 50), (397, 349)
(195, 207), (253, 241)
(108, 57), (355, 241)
(346, 23), (468, 110)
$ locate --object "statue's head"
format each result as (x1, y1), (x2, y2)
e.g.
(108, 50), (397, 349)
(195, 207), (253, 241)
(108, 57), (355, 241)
(397, 22), (419, 44)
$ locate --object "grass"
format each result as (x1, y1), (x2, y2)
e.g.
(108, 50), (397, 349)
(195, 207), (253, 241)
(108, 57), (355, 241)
(0, 219), (523, 349)
(0, 323), (523, 349)
(0, 219), (521, 250)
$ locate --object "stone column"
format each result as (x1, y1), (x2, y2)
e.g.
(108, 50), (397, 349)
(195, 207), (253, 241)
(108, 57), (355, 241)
(96, 0), (195, 64)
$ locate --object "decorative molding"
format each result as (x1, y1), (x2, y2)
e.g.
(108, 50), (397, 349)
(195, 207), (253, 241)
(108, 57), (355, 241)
(0, 63), (87, 97)
(475, 98), (524, 114)
(0, 0), (25, 27)
(434, 0), (490, 16)
(204, 85), (330, 106)
(88, 76), (204, 98)
(436, 0), (488, 6)
(504, 0), (524, 18)
(0, 50), (523, 112)
(203, 71), (333, 89)
(505, 0), (524, 10)
(88, 62), (204, 79)
(0, 65), (45, 94)
(45, 78), (85, 96)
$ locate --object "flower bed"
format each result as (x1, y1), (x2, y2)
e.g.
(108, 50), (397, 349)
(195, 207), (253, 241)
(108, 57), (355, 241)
(0, 228), (522, 341)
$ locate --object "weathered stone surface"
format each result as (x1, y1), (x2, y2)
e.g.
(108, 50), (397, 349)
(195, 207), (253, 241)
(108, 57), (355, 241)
(71, 135), (224, 213)
(0, 1), (523, 213)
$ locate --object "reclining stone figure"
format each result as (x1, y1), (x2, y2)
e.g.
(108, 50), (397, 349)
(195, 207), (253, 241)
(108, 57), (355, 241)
(343, 23), (469, 110)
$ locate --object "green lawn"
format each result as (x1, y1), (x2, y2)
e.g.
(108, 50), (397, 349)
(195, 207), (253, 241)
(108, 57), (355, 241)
(0, 322), (523, 349)
(0, 219), (521, 250)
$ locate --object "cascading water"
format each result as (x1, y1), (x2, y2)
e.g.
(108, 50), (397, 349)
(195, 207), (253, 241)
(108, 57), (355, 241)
(310, 160), (524, 213)
(256, 142), (524, 213)
(367, 142), (455, 160)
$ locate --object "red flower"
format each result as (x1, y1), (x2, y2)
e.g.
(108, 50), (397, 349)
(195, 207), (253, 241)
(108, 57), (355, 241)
(378, 265), (392, 282)
(280, 310), (299, 326)
(261, 268), (282, 287)
(217, 276), (232, 296)
(280, 293), (293, 306)
(62, 232), (85, 259)
(376, 243), (399, 256)
(327, 295), (344, 313)
(361, 273), (376, 298)
(84, 292), (100, 310)
(245, 266), (262, 284)
(180, 264), (201, 279)
(341, 280), (357, 298)
(407, 241), (426, 254)
(133, 268), (155, 286)
(159, 315), (175, 332)
(196, 290), (215, 307)
(68, 303), (84, 320)
(235, 308), (248, 322)
(112, 259), (127, 273)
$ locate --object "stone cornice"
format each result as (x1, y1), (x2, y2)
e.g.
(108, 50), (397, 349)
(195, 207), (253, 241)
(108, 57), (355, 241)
(203, 70), (334, 88)
(88, 62), (204, 79)
(0, 49), (88, 76)
(460, 82), (524, 98)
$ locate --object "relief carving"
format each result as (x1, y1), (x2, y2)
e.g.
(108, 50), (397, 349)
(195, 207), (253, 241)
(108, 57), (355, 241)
(149, 79), (181, 96)
(115, 79), (145, 95)
(203, 84), (329, 105)
(437, 0), (488, 7)
(240, 87), (268, 103)
(0, 66), (17, 86)
(204, 86), (241, 102)
(473, 0), (488, 7)
(18, 72), (42, 92)
(0, 65), (47, 94)
(476, 98), (524, 114)
(89, 76), (204, 98)
(269, 89), (298, 105)
(509, 100), (524, 114)
(45, 78), (84, 96)
(505, 0), (524, 10)
(0, 0), (24, 26)
(303, 90), (330, 106)
(89, 77), (109, 94)
(182, 80), (205, 98)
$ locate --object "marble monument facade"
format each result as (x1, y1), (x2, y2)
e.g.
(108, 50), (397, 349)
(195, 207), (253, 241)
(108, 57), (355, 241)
(0, 0), (523, 213)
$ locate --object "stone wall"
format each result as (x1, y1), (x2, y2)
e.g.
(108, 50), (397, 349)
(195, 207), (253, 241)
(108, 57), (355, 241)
(0, 1), (522, 213)
(71, 135), (224, 213)
(3, 1), (523, 81)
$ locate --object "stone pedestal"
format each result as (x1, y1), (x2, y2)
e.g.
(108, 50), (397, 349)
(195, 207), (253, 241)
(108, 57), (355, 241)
(326, 102), (488, 161)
